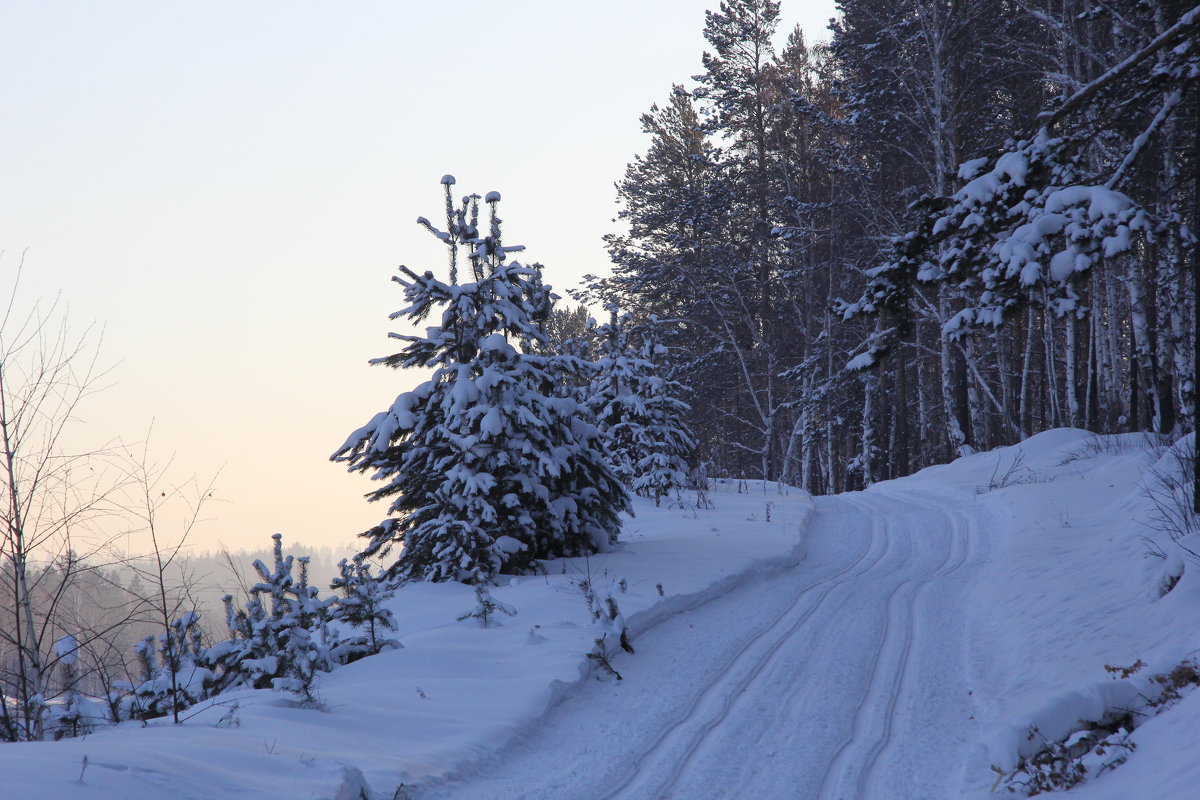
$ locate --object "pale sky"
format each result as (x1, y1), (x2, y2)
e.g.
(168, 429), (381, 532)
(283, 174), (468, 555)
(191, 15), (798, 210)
(2, 0), (838, 555)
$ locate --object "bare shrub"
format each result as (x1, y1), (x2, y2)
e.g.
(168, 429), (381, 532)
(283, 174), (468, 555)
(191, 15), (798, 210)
(1060, 432), (1172, 465)
(977, 449), (1041, 493)
(1142, 436), (1200, 565)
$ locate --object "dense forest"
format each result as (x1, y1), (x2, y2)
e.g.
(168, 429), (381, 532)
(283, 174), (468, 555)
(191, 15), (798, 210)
(585, 0), (1200, 492)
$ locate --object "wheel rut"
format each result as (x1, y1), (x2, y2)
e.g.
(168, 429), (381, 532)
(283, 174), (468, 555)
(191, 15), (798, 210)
(415, 487), (983, 800)
(602, 500), (889, 800)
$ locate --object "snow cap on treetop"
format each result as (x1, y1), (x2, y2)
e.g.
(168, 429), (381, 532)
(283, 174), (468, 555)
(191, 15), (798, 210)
(485, 191), (502, 203)
(440, 174), (456, 185)
(55, 634), (79, 665)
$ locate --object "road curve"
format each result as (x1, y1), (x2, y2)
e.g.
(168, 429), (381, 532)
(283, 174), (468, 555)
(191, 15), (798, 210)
(416, 486), (983, 800)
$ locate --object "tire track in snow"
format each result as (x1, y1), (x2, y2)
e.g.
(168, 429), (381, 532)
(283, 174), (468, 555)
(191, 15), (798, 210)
(815, 501), (920, 800)
(693, 496), (931, 797)
(599, 498), (891, 800)
(855, 489), (977, 799)
(415, 487), (982, 800)
(853, 493), (968, 800)
(819, 489), (975, 800)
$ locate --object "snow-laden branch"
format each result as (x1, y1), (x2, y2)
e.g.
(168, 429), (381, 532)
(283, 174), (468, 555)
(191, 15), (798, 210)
(1038, 5), (1200, 130)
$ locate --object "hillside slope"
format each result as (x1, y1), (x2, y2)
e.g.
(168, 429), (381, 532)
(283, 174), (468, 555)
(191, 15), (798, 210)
(3, 430), (1197, 799)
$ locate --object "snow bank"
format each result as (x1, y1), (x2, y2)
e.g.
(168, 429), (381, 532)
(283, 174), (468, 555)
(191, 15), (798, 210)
(1070, 688), (1200, 800)
(854, 428), (1199, 797)
(983, 679), (1143, 771)
(927, 429), (1200, 798)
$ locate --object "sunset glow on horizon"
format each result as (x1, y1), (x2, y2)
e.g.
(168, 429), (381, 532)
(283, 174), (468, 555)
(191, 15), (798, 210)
(2, 0), (837, 555)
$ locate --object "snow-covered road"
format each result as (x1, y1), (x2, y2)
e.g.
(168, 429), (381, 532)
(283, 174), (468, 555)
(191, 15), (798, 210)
(10, 432), (1197, 800)
(417, 486), (986, 800)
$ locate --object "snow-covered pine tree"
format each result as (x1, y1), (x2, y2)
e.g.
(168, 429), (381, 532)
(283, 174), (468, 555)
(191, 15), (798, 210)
(119, 612), (212, 722)
(225, 532), (296, 691)
(333, 179), (630, 584)
(125, 635), (160, 720)
(590, 311), (694, 505)
(590, 2), (813, 484)
(273, 555), (336, 703)
(329, 556), (399, 662)
(630, 323), (695, 505)
(537, 301), (595, 424)
(200, 591), (271, 693)
(456, 584), (516, 628)
(589, 308), (648, 484)
(202, 534), (336, 702)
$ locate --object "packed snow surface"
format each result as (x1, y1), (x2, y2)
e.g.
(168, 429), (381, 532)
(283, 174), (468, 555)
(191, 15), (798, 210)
(4, 429), (1199, 799)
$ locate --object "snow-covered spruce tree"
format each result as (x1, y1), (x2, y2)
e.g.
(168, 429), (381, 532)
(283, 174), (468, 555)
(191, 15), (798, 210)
(203, 534), (335, 702)
(329, 556), (399, 663)
(537, 302), (595, 418)
(588, 309), (647, 484)
(630, 323), (695, 505)
(590, 311), (694, 505)
(201, 592), (270, 693)
(332, 178), (630, 584)
(456, 584), (516, 628)
(118, 612), (212, 722)
(273, 555), (337, 703)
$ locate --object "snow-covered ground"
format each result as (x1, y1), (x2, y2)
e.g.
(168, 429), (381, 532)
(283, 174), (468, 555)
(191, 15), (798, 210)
(3, 429), (1198, 799)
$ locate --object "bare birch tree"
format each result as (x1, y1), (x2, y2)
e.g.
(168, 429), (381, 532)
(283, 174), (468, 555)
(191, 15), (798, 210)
(0, 254), (121, 740)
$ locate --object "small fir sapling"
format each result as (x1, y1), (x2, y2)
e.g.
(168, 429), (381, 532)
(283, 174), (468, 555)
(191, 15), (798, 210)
(588, 308), (651, 484)
(602, 595), (635, 654)
(576, 573), (600, 622)
(581, 589), (635, 680)
(272, 555), (337, 704)
(629, 325), (695, 506)
(688, 462), (714, 510)
(329, 556), (400, 662)
(202, 592), (273, 692)
(587, 635), (623, 681)
(203, 534), (338, 701)
(224, 534), (298, 690)
(118, 613), (212, 722)
(215, 701), (241, 728)
(457, 584), (516, 628)
(271, 623), (325, 704)
(566, 555), (618, 623)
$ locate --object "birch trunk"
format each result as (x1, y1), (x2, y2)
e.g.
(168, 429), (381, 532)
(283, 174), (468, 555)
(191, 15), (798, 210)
(1064, 313), (1079, 428)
